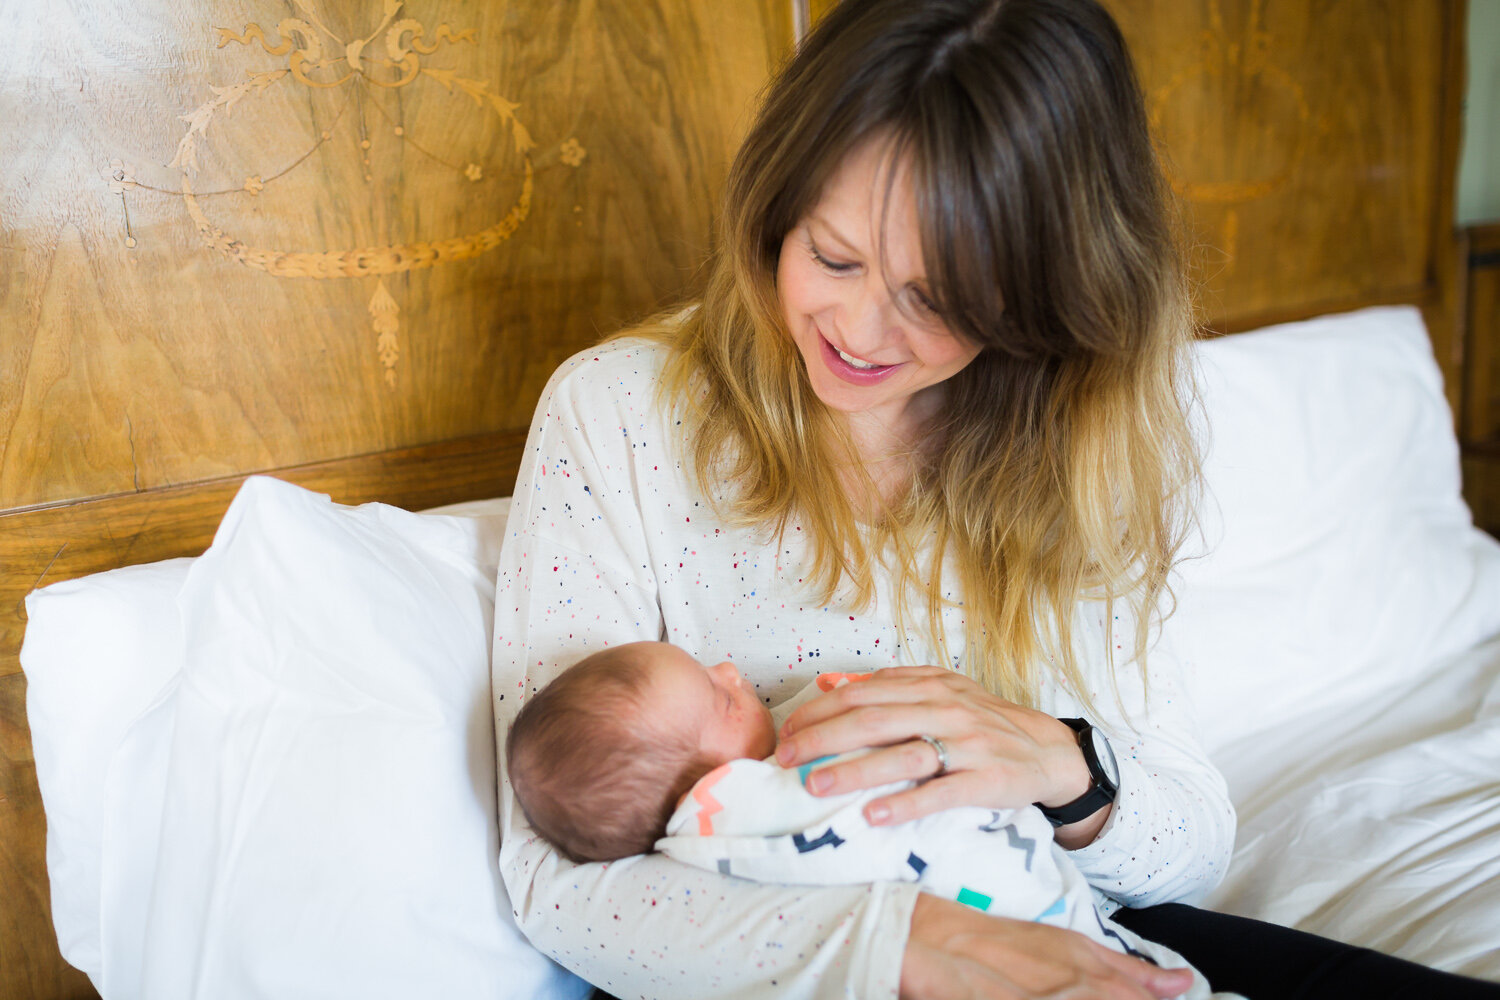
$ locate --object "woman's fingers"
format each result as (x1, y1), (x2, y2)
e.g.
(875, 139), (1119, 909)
(777, 701), (958, 767)
(779, 667), (975, 738)
(1093, 947), (1196, 999)
(861, 770), (986, 825)
(867, 664), (957, 680)
(800, 745), (1037, 825)
(773, 668), (1088, 810)
(800, 737), (949, 797)
(900, 937), (1038, 1000)
(902, 896), (1190, 1000)
(976, 931), (1192, 1000)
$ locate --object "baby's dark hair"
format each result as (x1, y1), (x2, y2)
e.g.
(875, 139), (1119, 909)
(506, 644), (719, 863)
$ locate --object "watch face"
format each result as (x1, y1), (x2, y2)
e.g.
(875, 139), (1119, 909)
(1091, 729), (1121, 788)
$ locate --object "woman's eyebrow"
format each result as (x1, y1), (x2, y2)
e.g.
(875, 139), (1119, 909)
(807, 214), (862, 255)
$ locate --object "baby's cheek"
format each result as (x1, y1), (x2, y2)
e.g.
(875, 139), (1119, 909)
(752, 706), (778, 758)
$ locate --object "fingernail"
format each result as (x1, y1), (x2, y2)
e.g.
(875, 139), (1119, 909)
(865, 803), (890, 825)
(1156, 968), (1193, 989)
(776, 742), (795, 765)
(808, 770), (831, 794)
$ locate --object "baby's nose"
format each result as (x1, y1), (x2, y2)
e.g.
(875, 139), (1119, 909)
(708, 660), (741, 686)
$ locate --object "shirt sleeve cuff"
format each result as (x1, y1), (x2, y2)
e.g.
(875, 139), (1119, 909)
(1061, 757), (1147, 889)
(848, 880), (921, 1000)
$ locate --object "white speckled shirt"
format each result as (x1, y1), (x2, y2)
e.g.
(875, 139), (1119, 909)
(492, 338), (1235, 1000)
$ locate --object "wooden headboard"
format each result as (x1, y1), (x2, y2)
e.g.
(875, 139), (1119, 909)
(0, 1), (1467, 996)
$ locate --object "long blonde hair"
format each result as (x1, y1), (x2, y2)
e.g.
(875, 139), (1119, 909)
(630, 0), (1199, 709)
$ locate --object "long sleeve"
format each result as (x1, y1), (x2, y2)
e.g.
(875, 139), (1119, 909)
(1043, 606), (1236, 911)
(492, 342), (920, 1000)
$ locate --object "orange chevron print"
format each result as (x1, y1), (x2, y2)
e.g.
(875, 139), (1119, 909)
(815, 672), (874, 692)
(692, 763), (733, 835)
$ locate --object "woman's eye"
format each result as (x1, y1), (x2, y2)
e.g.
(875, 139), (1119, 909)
(809, 245), (856, 273)
(909, 287), (939, 317)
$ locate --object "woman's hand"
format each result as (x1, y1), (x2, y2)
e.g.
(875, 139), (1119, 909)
(776, 666), (1107, 845)
(902, 895), (1192, 1000)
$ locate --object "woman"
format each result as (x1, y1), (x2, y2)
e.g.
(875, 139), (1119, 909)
(493, 1), (1498, 997)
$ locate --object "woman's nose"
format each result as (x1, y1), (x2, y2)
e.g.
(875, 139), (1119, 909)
(837, 278), (898, 355)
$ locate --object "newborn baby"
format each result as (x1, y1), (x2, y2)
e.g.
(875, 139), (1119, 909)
(505, 641), (1218, 994)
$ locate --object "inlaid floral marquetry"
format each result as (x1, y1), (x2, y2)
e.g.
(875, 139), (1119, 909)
(112, 0), (593, 385)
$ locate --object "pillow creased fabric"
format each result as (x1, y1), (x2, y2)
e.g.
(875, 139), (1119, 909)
(26, 476), (585, 1000)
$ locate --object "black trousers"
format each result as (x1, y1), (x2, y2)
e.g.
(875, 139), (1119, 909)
(1113, 903), (1500, 1000)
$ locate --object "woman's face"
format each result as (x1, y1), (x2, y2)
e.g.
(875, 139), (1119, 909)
(777, 136), (982, 440)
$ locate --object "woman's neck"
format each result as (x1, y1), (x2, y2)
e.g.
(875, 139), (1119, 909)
(836, 401), (941, 511)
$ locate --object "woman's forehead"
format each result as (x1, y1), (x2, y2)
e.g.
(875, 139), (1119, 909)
(808, 137), (926, 277)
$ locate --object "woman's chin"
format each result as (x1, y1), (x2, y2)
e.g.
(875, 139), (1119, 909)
(809, 380), (891, 417)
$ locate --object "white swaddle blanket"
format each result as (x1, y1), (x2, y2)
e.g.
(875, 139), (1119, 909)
(656, 674), (1232, 1000)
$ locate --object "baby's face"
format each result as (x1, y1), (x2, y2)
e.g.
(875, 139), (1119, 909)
(645, 643), (777, 764)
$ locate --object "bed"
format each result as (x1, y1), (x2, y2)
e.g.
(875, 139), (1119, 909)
(2, 1), (1493, 997)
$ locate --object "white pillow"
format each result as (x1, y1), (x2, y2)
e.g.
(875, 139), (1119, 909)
(22, 557), (193, 979)
(24, 477), (587, 999)
(1168, 306), (1500, 754)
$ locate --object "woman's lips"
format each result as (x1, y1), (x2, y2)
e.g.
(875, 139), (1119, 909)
(819, 335), (901, 385)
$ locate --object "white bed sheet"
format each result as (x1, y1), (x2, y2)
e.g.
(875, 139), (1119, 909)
(20, 305), (1500, 992)
(1205, 634), (1500, 979)
(23, 484), (1500, 993)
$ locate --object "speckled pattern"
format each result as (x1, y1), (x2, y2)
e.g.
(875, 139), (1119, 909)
(493, 338), (1235, 999)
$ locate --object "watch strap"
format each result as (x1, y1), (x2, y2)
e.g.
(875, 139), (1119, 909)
(1037, 718), (1117, 828)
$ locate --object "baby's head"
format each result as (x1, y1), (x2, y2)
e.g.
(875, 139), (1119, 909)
(506, 641), (776, 863)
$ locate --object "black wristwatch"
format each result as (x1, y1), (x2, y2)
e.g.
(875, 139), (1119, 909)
(1037, 717), (1120, 828)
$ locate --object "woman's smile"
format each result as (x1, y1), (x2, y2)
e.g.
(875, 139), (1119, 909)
(819, 332), (902, 385)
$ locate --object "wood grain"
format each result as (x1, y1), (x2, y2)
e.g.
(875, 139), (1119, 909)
(1107, 1), (1457, 329)
(1463, 223), (1500, 446)
(0, 0), (792, 512)
(1428, 0), (1469, 420)
(1464, 453), (1500, 539)
(1463, 222), (1500, 536)
(2, 430), (526, 680)
(1, 675), (98, 1000)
